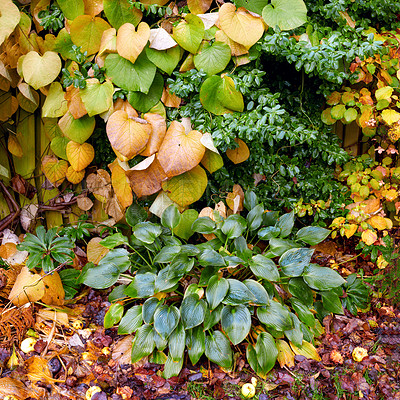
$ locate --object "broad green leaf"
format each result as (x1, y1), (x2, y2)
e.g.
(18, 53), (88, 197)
(206, 276), (229, 310)
(250, 254), (280, 282)
(331, 104), (346, 120)
(145, 45), (182, 75)
(103, 0), (143, 29)
(243, 279), (271, 305)
(154, 268), (180, 292)
(221, 305), (251, 345)
(125, 203), (148, 227)
(279, 248), (314, 277)
(258, 226), (280, 240)
(154, 305), (180, 340)
(257, 301), (293, 331)
(127, 73), (164, 113)
(321, 108), (336, 125)
(169, 323), (186, 361)
(288, 278), (313, 307)
(118, 305), (143, 334)
(244, 191), (258, 211)
(194, 41), (231, 76)
(173, 209), (198, 240)
(191, 216), (216, 234)
(375, 86), (393, 101)
(154, 330), (168, 351)
(186, 326), (205, 365)
(201, 149), (224, 173)
(302, 264), (346, 290)
(181, 294), (207, 329)
(133, 222), (162, 244)
(104, 302), (124, 329)
(99, 248), (130, 272)
(321, 291), (344, 314)
(154, 245), (181, 263)
(161, 204), (181, 230)
(221, 214), (247, 239)
(105, 53), (156, 93)
(205, 330), (233, 370)
(163, 354), (183, 379)
(198, 249), (226, 267)
(276, 211), (294, 238)
(203, 303), (223, 330)
(81, 262), (120, 289)
(268, 238), (301, 257)
(131, 324), (155, 363)
(50, 137), (69, 160)
(168, 254), (194, 278)
(124, 272), (156, 298)
(100, 233), (129, 249)
(172, 14), (204, 54)
(344, 108), (358, 124)
(142, 297), (161, 324)
(246, 344), (260, 375)
(58, 112), (96, 144)
(296, 226), (330, 246)
(79, 79), (113, 117)
(262, 0), (307, 31)
(224, 279), (255, 305)
(247, 204), (264, 231)
(284, 314), (303, 347)
(290, 298), (316, 327)
(235, 0), (269, 14)
(255, 332), (278, 375)
(57, 0), (84, 20)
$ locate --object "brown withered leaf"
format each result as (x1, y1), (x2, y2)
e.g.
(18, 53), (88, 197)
(141, 113), (167, 157)
(65, 85), (87, 119)
(86, 169), (113, 203)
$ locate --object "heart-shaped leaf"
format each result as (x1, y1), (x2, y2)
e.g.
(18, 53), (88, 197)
(22, 51), (62, 90)
(140, 113), (167, 157)
(42, 82), (67, 118)
(111, 163), (133, 208)
(221, 305), (251, 345)
(194, 41), (231, 76)
(173, 209), (199, 240)
(235, 0), (269, 14)
(188, 0), (213, 14)
(66, 166), (85, 184)
(149, 27), (177, 50)
(105, 53), (156, 93)
(158, 121), (205, 178)
(17, 83), (39, 113)
(145, 45), (182, 75)
(154, 305), (180, 340)
(58, 112), (96, 144)
(0, 92), (18, 122)
(103, 0), (143, 29)
(117, 22), (150, 64)
(226, 138), (250, 164)
(41, 155), (68, 187)
(106, 110), (151, 159)
(382, 109), (400, 125)
(79, 78), (114, 117)
(50, 136), (69, 160)
(215, 30), (249, 57)
(262, 0), (308, 31)
(162, 165), (208, 207)
(201, 149), (224, 174)
(219, 3), (264, 48)
(70, 15), (111, 55)
(66, 141), (95, 172)
(57, 0), (84, 20)
(65, 85), (87, 119)
(0, 0), (20, 46)
(172, 14), (205, 54)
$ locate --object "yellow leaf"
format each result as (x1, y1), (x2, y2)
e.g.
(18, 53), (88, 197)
(219, 3), (264, 49)
(0, 242), (17, 259)
(361, 229), (377, 246)
(65, 85), (87, 119)
(343, 224), (358, 238)
(66, 165), (85, 184)
(276, 339), (295, 368)
(126, 154), (167, 197)
(162, 165), (208, 207)
(157, 121), (205, 178)
(381, 109), (400, 125)
(377, 254), (388, 269)
(112, 164), (133, 208)
(161, 87), (181, 108)
(42, 82), (68, 118)
(382, 188), (398, 202)
(226, 138), (250, 164)
(375, 86), (393, 101)
(26, 355), (59, 384)
(106, 110), (151, 159)
(141, 113), (167, 157)
(40, 271), (65, 306)
(22, 51), (62, 90)
(117, 22), (150, 64)
(87, 237), (109, 264)
(200, 149), (224, 174)
(226, 184), (244, 212)
(367, 215), (388, 230)
(8, 134), (23, 158)
(0, 377), (29, 400)
(0, 0), (21, 46)
(98, 27), (117, 57)
(290, 340), (321, 362)
(215, 30), (248, 56)
(66, 141), (95, 172)
(187, 0), (213, 14)
(41, 154), (68, 187)
(8, 266), (45, 306)
(0, 92), (18, 122)
(17, 82), (40, 113)
(84, 0), (104, 16)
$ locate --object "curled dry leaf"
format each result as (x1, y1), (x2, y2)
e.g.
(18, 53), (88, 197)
(276, 339), (295, 368)
(149, 27), (177, 50)
(141, 113), (167, 157)
(77, 195), (94, 211)
(105, 194), (125, 221)
(149, 190), (183, 218)
(86, 169), (112, 203)
(20, 203), (39, 232)
(112, 335), (134, 365)
(65, 85), (87, 119)
(40, 271), (65, 306)
(111, 164), (133, 208)
(26, 355), (59, 384)
(113, 98), (138, 117)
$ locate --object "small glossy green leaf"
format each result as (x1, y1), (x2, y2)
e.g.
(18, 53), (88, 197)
(203, 303), (223, 330)
(268, 238), (301, 257)
(81, 262), (120, 289)
(221, 214), (247, 239)
(100, 233), (129, 249)
(243, 279), (271, 305)
(198, 249), (226, 267)
(284, 314), (303, 347)
(276, 211), (294, 238)
(288, 277), (314, 306)
(247, 204), (264, 231)
(191, 216), (216, 234)
(155, 267), (181, 292)
(258, 226), (280, 240)
(118, 305), (143, 334)
(124, 272), (156, 298)
(125, 203), (148, 227)
(168, 254), (194, 278)
(134, 222), (163, 244)
(142, 297), (161, 324)
(161, 205), (181, 230)
(173, 209), (198, 240)
(206, 276), (229, 310)
(290, 298), (316, 327)
(321, 291), (344, 314)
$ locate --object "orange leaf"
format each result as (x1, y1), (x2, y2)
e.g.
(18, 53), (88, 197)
(361, 229), (377, 246)
(215, 30), (248, 57)
(113, 98), (138, 117)
(87, 237), (109, 264)
(0, 242), (17, 259)
(66, 141), (95, 172)
(140, 113), (167, 156)
(112, 164), (133, 208)
(65, 85), (87, 119)
(66, 165), (85, 184)
(40, 271), (65, 306)
(226, 184), (244, 212)
(41, 155), (68, 187)
(8, 134), (23, 157)
(161, 87), (181, 108)
(226, 138), (250, 164)
(117, 22), (150, 64)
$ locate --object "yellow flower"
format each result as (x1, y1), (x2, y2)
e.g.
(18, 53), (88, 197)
(241, 383), (256, 398)
(377, 255), (389, 269)
(352, 347), (368, 362)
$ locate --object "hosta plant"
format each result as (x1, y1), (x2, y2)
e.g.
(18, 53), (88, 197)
(79, 191), (369, 378)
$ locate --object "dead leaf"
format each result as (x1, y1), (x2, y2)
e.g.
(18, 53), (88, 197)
(86, 169), (113, 203)
(87, 237), (109, 265)
(40, 271), (65, 306)
(141, 113), (167, 157)
(77, 195), (94, 211)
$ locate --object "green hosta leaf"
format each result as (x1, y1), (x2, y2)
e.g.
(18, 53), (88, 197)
(194, 41), (231, 76)
(104, 303), (124, 329)
(100, 233), (129, 249)
(169, 323), (186, 361)
(154, 268), (180, 292)
(98, 248), (131, 272)
(168, 254), (194, 279)
(243, 279), (271, 306)
(131, 324), (155, 363)
(279, 248), (314, 277)
(124, 272), (156, 298)
(173, 209), (198, 240)
(154, 305), (180, 340)
(198, 249), (226, 267)
(118, 305), (143, 334)
(221, 305), (251, 345)
(284, 314), (303, 347)
(150, 350), (167, 365)
(290, 298), (316, 327)
(303, 264), (346, 290)
(191, 216), (216, 234)
(206, 276), (229, 310)
(268, 238), (301, 257)
(181, 294), (207, 329)
(296, 226), (330, 246)
(205, 330), (233, 370)
(161, 204), (181, 230)
(224, 279), (256, 305)
(133, 222), (163, 244)
(105, 53), (156, 93)
(276, 211), (294, 238)
(288, 277), (314, 306)
(163, 354), (183, 379)
(180, 244), (200, 256)
(262, 0), (307, 31)
(250, 254), (280, 282)
(246, 344), (260, 375)
(258, 226), (280, 240)
(154, 330), (168, 351)
(186, 326), (205, 365)
(81, 262), (120, 289)
(321, 291), (344, 314)
(172, 14), (204, 54)
(203, 303), (223, 331)
(125, 203), (148, 227)
(142, 297), (161, 324)
(221, 214), (247, 239)
(145, 45), (182, 75)
(255, 332), (278, 375)
(154, 245), (181, 263)
(257, 301), (293, 331)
